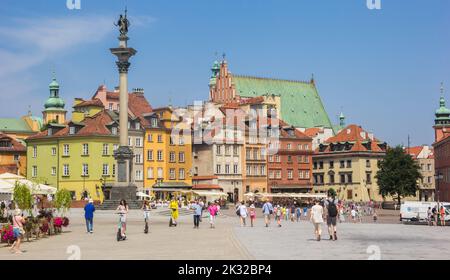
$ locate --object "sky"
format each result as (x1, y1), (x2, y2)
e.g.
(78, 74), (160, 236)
(0, 0), (449, 146)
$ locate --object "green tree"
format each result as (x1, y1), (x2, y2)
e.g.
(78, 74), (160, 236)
(375, 146), (422, 205)
(54, 189), (72, 215)
(328, 188), (337, 198)
(13, 183), (32, 213)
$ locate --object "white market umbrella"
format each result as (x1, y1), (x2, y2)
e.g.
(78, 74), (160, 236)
(136, 191), (151, 198)
(0, 173), (23, 180)
(0, 179), (14, 193)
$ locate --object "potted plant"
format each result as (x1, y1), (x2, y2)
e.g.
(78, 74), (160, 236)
(1, 224), (15, 245)
(53, 189), (72, 233)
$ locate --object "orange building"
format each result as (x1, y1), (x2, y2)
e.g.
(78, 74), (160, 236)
(0, 134), (27, 176)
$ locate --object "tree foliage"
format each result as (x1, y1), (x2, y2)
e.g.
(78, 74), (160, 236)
(328, 188), (337, 198)
(13, 183), (32, 211)
(54, 189), (72, 214)
(375, 146), (422, 204)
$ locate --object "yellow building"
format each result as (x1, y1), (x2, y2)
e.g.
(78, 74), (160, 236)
(143, 107), (192, 196)
(312, 124), (387, 202)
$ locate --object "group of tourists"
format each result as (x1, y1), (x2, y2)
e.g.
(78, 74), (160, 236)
(427, 205), (447, 226)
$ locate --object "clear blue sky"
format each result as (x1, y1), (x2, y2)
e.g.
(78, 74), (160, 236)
(0, 0), (449, 146)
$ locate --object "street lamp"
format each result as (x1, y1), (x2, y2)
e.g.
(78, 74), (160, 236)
(435, 172), (443, 204)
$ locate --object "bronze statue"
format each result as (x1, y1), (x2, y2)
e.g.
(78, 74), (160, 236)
(115, 9), (130, 36)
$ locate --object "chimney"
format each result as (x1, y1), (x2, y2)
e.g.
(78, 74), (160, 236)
(132, 88), (145, 95)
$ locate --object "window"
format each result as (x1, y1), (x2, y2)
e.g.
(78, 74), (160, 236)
(135, 122), (141, 130)
(329, 161), (334, 169)
(340, 161), (345, 168)
(112, 164), (116, 176)
(51, 147), (57, 156)
(102, 144), (109, 156)
(102, 164), (109, 176)
(151, 118), (158, 128)
(319, 161), (324, 169)
(157, 168), (163, 179)
(269, 170), (275, 179)
(69, 126), (75, 135)
(128, 137), (132, 146)
(179, 169), (185, 180)
(305, 171), (310, 179)
(288, 170), (293, 179)
(113, 144), (119, 152)
(147, 134), (153, 142)
(260, 165), (265, 176)
(276, 170), (281, 179)
(234, 164), (238, 174)
(109, 103), (113, 111)
(63, 164), (69, 176)
(329, 174), (335, 184)
(179, 152), (185, 163)
(298, 144), (302, 150)
(287, 155), (292, 163)
(233, 146), (238, 156)
(128, 122), (131, 129)
(169, 152), (176, 163)
(253, 149), (258, 160)
(340, 174), (346, 183)
(31, 166), (37, 177)
(157, 135), (163, 143)
(51, 167), (56, 176)
(253, 165), (258, 176)
(82, 164), (89, 176)
(169, 168), (176, 180)
(135, 170), (143, 181)
(299, 170), (304, 179)
(269, 155), (274, 162)
(304, 144), (309, 150)
(246, 165), (251, 176)
(366, 160), (371, 168)
(135, 137), (142, 147)
(179, 136), (185, 145)
(275, 155), (280, 162)
(304, 156), (309, 163)
(116, 104), (120, 111)
(216, 145), (222, 155)
(225, 164), (230, 174)
(347, 174), (353, 183)
(135, 154), (142, 164)
(216, 165), (221, 174)
(427, 164), (432, 172)
(63, 144), (69, 156)
(82, 144), (89, 156)
(428, 176), (432, 184)
(366, 173), (372, 184)
(170, 137), (174, 145)
(147, 168), (154, 179)
(112, 127), (118, 135)
(313, 162), (317, 170)
(147, 150), (153, 161)
(287, 143), (292, 150)
(246, 148), (250, 160)
(225, 145), (231, 156)
(33, 146), (37, 158)
(157, 150), (163, 161)
(347, 160), (352, 168)
(194, 167), (198, 176)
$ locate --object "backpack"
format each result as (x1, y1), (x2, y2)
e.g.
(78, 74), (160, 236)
(328, 202), (338, 217)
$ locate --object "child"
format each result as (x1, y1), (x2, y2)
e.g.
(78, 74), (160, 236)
(249, 204), (256, 227)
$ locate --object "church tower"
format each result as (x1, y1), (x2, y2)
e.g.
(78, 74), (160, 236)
(434, 83), (450, 142)
(43, 75), (67, 125)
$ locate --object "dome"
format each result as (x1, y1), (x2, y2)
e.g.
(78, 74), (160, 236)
(212, 60), (220, 70)
(49, 78), (59, 89)
(44, 97), (65, 109)
(436, 96), (450, 115)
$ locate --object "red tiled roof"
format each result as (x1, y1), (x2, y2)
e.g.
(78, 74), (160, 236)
(0, 165), (18, 175)
(106, 91), (120, 100)
(239, 96), (265, 105)
(73, 98), (104, 108)
(0, 134), (26, 152)
(192, 184), (223, 190)
(405, 146), (424, 159)
(27, 110), (116, 140)
(321, 124), (385, 153)
(128, 93), (153, 126)
(304, 127), (322, 137)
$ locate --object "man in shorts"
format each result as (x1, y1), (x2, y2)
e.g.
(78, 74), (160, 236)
(324, 196), (339, 241)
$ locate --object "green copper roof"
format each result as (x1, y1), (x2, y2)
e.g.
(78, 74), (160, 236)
(44, 98), (65, 110)
(436, 96), (450, 115)
(0, 118), (33, 133)
(49, 78), (59, 89)
(234, 75), (333, 129)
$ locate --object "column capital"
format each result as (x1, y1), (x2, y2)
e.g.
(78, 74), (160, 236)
(116, 61), (131, 74)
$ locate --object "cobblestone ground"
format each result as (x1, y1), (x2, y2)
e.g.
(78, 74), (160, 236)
(0, 208), (448, 260)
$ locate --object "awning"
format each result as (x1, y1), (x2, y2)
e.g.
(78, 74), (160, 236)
(270, 185), (312, 189)
(136, 191), (152, 198)
(151, 188), (192, 193)
(192, 191), (228, 198)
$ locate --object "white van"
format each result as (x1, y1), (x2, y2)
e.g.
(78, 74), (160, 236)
(400, 201), (450, 222)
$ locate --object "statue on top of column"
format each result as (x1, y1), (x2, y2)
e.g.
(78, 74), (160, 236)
(115, 8), (130, 36)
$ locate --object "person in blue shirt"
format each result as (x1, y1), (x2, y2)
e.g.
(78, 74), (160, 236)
(84, 199), (95, 233)
(262, 200), (274, 227)
(190, 200), (202, 229)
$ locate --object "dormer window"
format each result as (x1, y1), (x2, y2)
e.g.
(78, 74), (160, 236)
(48, 128), (53, 136)
(135, 122), (140, 130)
(69, 126), (75, 135)
(112, 127), (118, 135)
(151, 118), (158, 128)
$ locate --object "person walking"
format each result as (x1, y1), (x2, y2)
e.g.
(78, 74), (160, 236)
(290, 204), (296, 222)
(199, 199), (205, 222)
(351, 208), (357, 223)
(142, 200), (151, 233)
(427, 207), (432, 226)
(207, 202), (218, 228)
(238, 201), (248, 227)
(191, 201), (202, 229)
(116, 200), (129, 239)
(440, 206), (446, 227)
(303, 205), (308, 219)
(249, 203), (256, 227)
(310, 200), (324, 241)
(169, 197), (179, 227)
(296, 205), (301, 222)
(262, 200), (273, 227)
(10, 209), (26, 254)
(84, 198), (95, 233)
(431, 207), (437, 226)
(275, 205), (282, 227)
(325, 197), (338, 241)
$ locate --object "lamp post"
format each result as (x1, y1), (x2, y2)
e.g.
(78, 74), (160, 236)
(435, 172), (443, 204)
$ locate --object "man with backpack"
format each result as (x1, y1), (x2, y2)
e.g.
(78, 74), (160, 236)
(325, 196), (339, 241)
(262, 199), (274, 227)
